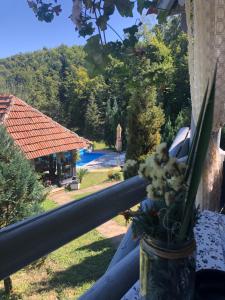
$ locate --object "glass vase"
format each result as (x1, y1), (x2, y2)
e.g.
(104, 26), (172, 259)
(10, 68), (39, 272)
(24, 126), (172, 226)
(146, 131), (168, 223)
(140, 237), (196, 300)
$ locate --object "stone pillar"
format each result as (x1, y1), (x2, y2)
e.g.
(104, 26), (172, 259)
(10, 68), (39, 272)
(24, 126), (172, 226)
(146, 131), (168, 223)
(185, 0), (225, 210)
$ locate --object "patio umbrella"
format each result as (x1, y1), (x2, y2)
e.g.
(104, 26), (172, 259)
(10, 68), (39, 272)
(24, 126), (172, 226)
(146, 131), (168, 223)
(115, 124), (122, 152)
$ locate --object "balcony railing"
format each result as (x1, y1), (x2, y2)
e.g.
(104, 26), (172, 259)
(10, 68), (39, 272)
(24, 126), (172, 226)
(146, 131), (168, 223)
(0, 127), (190, 299)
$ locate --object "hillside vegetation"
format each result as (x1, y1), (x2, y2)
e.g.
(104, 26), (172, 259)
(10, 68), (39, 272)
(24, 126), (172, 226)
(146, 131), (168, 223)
(0, 17), (191, 160)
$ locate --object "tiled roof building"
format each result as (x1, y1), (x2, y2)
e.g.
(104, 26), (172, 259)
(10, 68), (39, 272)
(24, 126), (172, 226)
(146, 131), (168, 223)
(0, 94), (89, 159)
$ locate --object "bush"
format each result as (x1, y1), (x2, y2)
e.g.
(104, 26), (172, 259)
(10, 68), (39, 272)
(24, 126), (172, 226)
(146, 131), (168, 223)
(107, 171), (121, 181)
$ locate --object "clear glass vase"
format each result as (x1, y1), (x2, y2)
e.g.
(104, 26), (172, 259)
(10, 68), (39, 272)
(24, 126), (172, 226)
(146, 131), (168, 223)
(140, 238), (196, 300)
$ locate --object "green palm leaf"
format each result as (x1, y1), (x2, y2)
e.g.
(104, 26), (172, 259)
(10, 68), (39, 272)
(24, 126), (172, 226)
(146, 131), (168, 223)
(178, 63), (217, 241)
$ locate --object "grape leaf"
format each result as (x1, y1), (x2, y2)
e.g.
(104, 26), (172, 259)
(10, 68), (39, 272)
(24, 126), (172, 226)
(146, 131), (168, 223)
(114, 0), (134, 17)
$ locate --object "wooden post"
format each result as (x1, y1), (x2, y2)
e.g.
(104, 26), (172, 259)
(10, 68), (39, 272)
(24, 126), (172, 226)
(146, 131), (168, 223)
(4, 277), (12, 295)
(56, 153), (62, 185)
(70, 150), (76, 178)
(49, 154), (55, 177)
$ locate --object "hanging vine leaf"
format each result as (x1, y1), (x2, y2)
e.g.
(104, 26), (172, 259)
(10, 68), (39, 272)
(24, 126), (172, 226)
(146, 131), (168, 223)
(27, 0), (62, 22)
(137, 0), (156, 14)
(114, 0), (134, 17)
(96, 15), (109, 31)
(84, 35), (109, 73)
(103, 0), (115, 16)
(123, 25), (139, 47)
(79, 22), (95, 37)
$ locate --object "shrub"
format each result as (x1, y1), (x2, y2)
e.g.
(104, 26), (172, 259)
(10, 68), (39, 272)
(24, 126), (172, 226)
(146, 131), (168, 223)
(77, 168), (89, 183)
(0, 125), (45, 294)
(107, 171), (122, 181)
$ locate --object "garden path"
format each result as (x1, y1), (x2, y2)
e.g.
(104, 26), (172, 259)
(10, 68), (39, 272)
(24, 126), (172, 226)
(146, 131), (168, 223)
(50, 182), (127, 247)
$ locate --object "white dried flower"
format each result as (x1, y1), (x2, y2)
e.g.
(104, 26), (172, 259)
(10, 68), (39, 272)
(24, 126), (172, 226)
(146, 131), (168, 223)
(146, 185), (163, 201)
(167, 175), (184, 192)
(146, 185), (155, 199)
(152, 178), (166, 193)
(155, 142), (169, 163)
(138, 162), (147, 178)
(154, 166), (166, 180)
(140, 156), (157, 179)
(164, 157), (180, 177)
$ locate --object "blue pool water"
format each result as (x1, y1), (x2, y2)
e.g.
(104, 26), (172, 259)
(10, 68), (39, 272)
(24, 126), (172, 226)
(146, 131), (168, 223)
(76, 149), (104, 167)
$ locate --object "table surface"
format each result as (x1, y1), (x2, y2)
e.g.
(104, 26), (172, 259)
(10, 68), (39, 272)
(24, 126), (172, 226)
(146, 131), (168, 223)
(121, 210), (225, 300)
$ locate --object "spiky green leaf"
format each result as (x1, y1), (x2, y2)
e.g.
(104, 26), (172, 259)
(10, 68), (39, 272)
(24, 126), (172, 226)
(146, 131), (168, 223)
(178, 63), (217, 241)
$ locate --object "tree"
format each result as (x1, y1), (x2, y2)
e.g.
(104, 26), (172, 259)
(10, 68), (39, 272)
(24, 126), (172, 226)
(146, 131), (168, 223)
(0, 45), (86, 126)
(0, 126), (45, 294)
(155, 17), (191, 131)
(104, 97), (119, 147)
(84, 94), (102, 140)
(126, 85), (164, 162)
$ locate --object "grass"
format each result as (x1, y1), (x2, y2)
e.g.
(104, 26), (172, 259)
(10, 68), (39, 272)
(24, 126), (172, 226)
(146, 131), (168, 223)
(80, 171), (109, 189)
(113, 204), (140, 227)
(0, 230), (115, 300)
(0, 199), (116, 300)
(69, 192), (93, 201)
(93, 141), (108, 151)
(113, 214), (129, 227)
(79, 170), (123, 190)
(41, 198), (58, 211)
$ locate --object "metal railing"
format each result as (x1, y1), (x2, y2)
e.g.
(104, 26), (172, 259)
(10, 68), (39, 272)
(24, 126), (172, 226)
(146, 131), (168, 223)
(0, 127), (190, 299)
(0, 176), (148, 281)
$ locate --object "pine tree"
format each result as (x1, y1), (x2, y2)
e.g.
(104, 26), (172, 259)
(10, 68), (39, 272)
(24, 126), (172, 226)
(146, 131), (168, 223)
(104, 97), (119, 147)
(0, 126), (45, 294)
(84, 95), (102, 140)
(126, 86), (164, 163)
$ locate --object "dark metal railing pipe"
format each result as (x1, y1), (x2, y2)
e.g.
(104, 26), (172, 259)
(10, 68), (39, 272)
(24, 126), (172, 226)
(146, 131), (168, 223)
(79, 246), (140, 300)
(0, 176), (147, 280)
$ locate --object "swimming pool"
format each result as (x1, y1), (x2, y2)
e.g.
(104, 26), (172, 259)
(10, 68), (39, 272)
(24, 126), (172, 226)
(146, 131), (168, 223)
(76, 149), (104, 167)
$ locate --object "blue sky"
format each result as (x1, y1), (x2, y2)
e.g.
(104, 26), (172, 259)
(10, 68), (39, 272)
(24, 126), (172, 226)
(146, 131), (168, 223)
(0, 1), (156, 59)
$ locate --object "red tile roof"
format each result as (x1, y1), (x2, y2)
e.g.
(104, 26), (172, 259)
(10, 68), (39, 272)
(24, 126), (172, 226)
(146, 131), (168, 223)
(0, 95), (90, 159)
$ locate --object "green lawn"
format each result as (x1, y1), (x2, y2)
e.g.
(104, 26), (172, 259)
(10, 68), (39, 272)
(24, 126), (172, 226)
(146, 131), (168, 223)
(79, 170), (123, 190)
(113, 204), (140, 227)
(70, 192), (93, 201)
(41, 198), (58, 211)
(80, 171), (109, 189)
(0, 199), (116, 300)
(93, 141), (108, 150)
